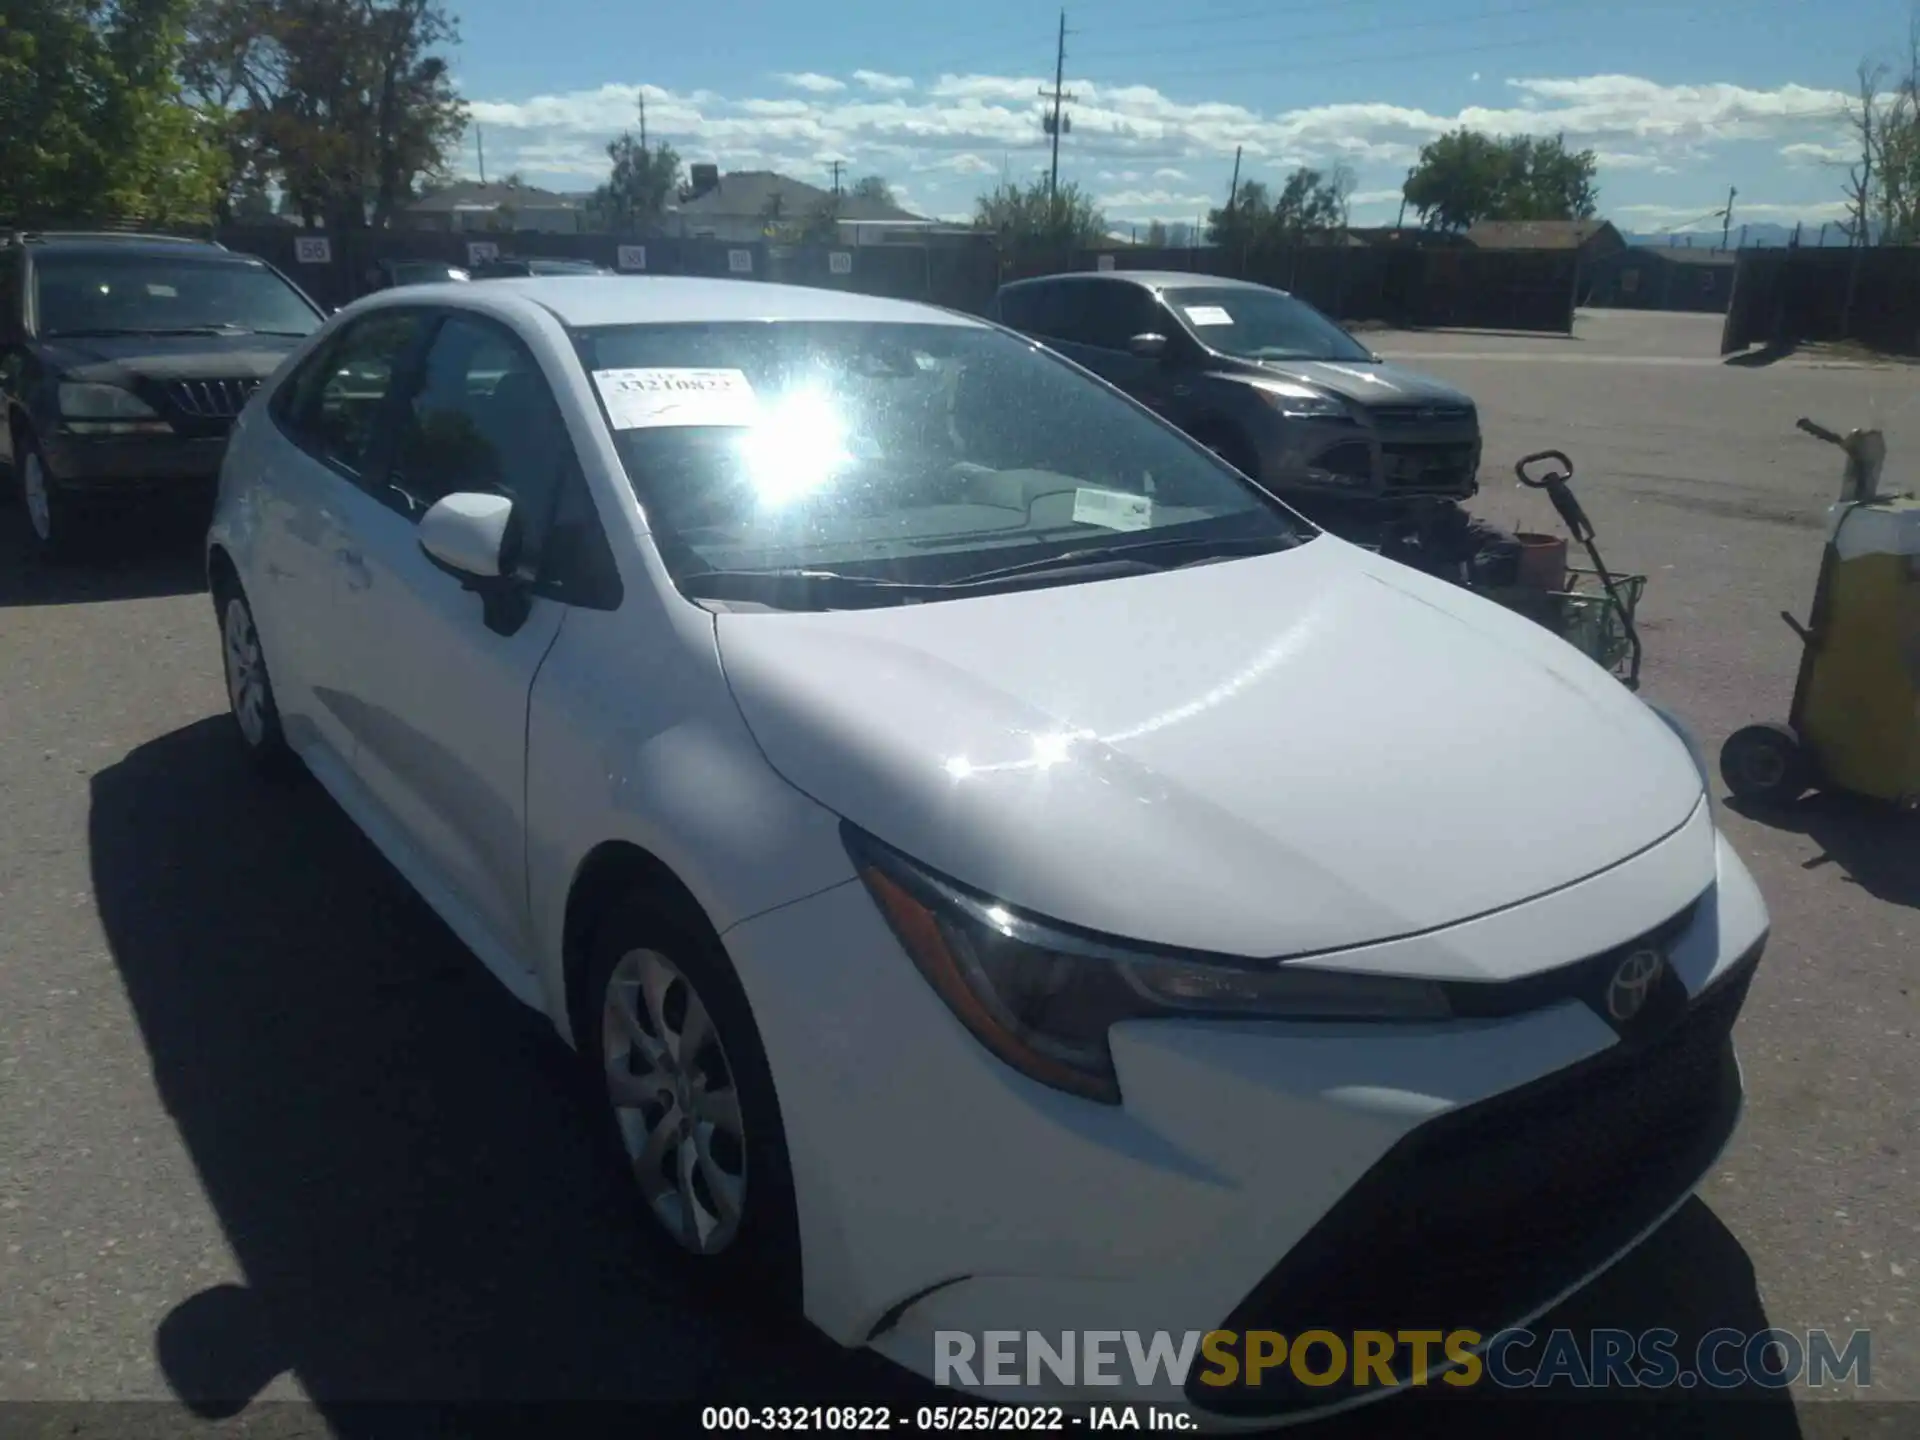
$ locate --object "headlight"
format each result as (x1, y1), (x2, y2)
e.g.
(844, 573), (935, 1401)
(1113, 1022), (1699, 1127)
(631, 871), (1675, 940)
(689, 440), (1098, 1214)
(1247, 380), (1351, 421)
(844, 824), (1452, 1104)
(57, 383), (169, 434)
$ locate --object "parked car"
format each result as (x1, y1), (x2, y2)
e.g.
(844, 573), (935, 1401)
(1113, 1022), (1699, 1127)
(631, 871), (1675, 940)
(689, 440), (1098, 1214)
(989, 271), (1482, 512)
(1, 230), (326, 559)
(469, 256), (613, 279)
(367, 258), (471, 291)
(207, 276), (1769, 1426)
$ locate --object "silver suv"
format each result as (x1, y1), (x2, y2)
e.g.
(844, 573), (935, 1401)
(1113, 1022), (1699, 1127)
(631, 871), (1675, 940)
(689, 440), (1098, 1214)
(990, 272), (1481, 512)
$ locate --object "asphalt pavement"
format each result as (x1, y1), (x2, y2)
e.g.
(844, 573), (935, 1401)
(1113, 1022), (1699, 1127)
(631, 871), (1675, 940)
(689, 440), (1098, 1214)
(1, 310), (1914, 1437)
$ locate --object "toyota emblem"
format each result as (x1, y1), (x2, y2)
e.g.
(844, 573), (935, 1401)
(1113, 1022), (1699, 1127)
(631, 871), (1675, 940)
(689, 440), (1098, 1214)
(1606, 948), (1666, 1022)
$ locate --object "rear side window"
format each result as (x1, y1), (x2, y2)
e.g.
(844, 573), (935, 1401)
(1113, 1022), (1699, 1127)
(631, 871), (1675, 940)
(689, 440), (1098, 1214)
(275, 311), (426, 477)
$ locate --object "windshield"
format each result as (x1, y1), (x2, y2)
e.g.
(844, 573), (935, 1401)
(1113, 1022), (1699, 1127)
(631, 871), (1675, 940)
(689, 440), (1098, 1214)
(34, 253), (323, 338)
(1164, 286), (1371, 363)
(578, 320), (1307, 610)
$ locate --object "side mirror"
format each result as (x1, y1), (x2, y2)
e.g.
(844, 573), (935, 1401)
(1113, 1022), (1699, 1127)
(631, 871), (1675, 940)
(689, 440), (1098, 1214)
(419, 491), (513, 579)
(419, 491), (533, 635)
(1129, 332), (1168, 358)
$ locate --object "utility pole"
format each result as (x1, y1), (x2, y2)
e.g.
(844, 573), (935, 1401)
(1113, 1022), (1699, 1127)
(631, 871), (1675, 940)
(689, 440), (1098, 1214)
(1039, 9), (1075, 222)
(639, 94), (647, 149)
(829, 160), (844, 196)
(1819, 220), (1830, 247)
(1227, 145), (1243, 212)
(476, 126), (486, 184)
(1721, 185), (1736, 251)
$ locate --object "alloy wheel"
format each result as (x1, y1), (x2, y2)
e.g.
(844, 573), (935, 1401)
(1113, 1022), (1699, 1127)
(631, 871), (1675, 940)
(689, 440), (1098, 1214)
(22, 452), (51, 543)
(222, 598), (269, 748)
(601, 947), (748, 1255)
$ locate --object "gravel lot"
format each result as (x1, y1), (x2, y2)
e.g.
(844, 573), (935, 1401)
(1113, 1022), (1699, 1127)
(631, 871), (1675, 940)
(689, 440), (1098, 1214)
(1, 308), (1914, 1437)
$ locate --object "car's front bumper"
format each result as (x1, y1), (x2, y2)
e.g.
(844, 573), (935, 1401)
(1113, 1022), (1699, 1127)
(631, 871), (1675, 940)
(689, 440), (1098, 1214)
(1251, 414), (1482, 504)
(40, 430), (228, 493)
(722, 827), (1769, 1426)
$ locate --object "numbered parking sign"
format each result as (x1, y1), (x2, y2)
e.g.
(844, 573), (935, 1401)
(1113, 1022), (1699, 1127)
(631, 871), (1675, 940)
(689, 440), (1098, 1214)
(728, 249), (753, 274)
(294, 236), (332, 265)
(1096, 253), (1116, 271)
(829, 251), (852, 275)
(616, 245), (648, 271)
(467, 240), (500, 266)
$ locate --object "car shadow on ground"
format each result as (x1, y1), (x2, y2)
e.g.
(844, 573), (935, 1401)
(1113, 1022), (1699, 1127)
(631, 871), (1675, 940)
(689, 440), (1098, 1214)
(90, 716), (1805, 1439)
(0, 486), (209, 608)
(1728, 791), (1920, 910)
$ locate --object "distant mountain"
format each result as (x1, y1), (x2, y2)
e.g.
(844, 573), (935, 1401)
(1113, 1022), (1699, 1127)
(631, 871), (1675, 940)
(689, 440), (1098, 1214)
(1620, 219), (1872, 249)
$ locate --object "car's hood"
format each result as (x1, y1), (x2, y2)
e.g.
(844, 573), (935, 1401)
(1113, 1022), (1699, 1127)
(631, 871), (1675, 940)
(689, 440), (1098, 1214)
(1225, 357), (1473, 410)
(41, 332), (307, 386)
(715, 537), (1704, 962)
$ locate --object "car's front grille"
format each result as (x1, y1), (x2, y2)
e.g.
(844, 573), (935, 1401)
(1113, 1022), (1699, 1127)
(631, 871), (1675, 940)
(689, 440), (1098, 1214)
(1189, 942), (1762, 1418)
(164, 378), (260, 420)
(1370, 402), (1475, 426)
(1381, 440), (1478, 495)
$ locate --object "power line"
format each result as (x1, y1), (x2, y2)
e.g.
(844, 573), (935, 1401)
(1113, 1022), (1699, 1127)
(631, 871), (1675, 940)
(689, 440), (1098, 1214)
(1072, 0), (1590, 64)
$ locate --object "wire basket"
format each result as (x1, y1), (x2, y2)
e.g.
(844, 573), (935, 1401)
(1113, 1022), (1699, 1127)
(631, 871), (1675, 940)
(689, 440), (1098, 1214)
(1486, 568), (1646, 683)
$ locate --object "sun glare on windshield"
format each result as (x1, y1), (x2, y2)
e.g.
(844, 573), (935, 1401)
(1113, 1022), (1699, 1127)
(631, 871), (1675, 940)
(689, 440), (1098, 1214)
(738, 385), (852, 507)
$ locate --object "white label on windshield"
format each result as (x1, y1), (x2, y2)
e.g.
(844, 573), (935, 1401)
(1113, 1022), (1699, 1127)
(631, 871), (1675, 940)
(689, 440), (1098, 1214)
(593, 368), (759, 429)
(1183, 304), (1234, 326)
(1073, 487), (1153, 532)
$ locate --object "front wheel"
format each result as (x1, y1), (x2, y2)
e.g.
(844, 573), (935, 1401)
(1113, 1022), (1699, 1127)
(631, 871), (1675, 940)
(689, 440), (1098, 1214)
(1720, 722), (1812, 805)
(16, 436), (85, 563)
(216, 580), (295, 773)
(580, 894), (801, 1310)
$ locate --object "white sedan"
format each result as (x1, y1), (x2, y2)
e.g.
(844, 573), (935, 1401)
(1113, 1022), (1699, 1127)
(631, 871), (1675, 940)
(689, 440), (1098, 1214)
(206, 277), (1770, 1425)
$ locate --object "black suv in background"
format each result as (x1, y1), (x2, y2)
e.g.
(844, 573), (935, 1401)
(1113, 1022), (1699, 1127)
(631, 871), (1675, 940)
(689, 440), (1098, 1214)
(989, 272), (1482, 522)
(0, 231), (326, 559)
(469, 256), (612, 279)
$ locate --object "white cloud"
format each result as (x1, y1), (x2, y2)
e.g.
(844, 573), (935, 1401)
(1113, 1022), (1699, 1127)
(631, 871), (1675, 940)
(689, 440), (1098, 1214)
(1614, 198), (1851, 227)
(466, 70), (1864, 223)
(777, 72), (846, 94)
(1471, 73), (1482, 83)
(1347, 188), (1404, 206)
(1780, 140), (1854, 165)
(1096, 187), (1217, 218)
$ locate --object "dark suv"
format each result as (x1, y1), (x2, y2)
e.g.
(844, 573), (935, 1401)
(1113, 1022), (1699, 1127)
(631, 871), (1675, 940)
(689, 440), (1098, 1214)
(469, 257), (612, 279)
(0, 231), (326, 558)
(989, 272), (1482, 515)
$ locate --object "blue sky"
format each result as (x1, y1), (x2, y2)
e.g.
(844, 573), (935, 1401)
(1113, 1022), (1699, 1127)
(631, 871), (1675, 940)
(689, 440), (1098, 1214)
(453, 0), (1915, 233)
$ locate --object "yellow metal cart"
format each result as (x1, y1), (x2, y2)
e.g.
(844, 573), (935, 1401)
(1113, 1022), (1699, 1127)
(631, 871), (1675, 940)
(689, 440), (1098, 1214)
(1720, 418), (1920, 809)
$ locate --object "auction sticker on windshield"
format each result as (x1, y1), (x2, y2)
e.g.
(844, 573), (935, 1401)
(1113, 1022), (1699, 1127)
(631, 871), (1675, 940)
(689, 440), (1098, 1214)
(1184, 305), (1234, 326)
(1073, 487), (1153, 532)
(594, 368), (759, 430)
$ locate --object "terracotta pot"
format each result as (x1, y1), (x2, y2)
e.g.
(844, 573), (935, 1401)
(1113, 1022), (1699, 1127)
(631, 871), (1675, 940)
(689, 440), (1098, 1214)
(1515, 532), (1568, 591)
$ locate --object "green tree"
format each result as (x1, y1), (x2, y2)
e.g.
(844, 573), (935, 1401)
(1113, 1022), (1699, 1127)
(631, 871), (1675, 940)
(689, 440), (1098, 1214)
(183, 0), (466, 229)
(1205, 166), (1353, 251)
(1841, 24), (1920, 245)
(850, 174), (894, 207)
(1, 0), (225, 224)
(1402, 129), (1598, 231)
(590, 107), (682, 232)
(973, 177), (1107, 249)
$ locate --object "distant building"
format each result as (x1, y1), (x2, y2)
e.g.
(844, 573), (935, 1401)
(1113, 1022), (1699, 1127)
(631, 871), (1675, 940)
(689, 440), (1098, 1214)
(663, 166), (935, 244)
(400, 181), (584, 234)
(1584, 244), (1737, 313)
(1464, 219), (1628, 261)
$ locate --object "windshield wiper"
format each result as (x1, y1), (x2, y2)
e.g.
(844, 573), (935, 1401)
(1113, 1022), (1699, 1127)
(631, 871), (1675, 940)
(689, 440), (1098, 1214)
(46, 325), (266, 338)
(679, 568), (951, 604)
(948, 531), (1298, 586)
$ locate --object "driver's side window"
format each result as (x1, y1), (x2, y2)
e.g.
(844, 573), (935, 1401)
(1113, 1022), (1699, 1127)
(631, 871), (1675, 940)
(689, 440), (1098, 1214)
(386, 314), (566, 525)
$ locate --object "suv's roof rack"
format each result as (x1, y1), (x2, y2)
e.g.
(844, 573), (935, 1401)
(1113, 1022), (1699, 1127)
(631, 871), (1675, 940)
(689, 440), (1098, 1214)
(5, 229), (226, 250)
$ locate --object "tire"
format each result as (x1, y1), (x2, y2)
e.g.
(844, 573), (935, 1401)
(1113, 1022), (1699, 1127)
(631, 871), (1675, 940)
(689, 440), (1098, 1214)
(214, 578), (296, 774)
(579, 891), (801, 1312)
(16, 433), (86, 563)
(1719, 722), (1812, 805)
